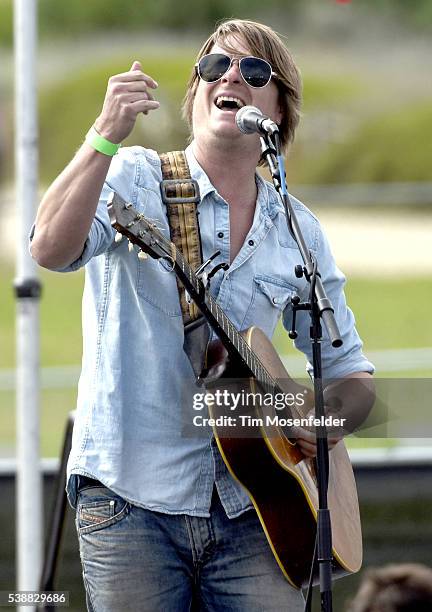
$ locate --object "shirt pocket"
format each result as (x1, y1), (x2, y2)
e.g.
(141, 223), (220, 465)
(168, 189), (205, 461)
(120, 187), (182, 318)
(241, 274), (298, 335)
(135, 252), (182, 317)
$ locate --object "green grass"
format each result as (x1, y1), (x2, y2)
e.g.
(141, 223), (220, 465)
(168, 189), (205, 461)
(339, 276), (432, 350)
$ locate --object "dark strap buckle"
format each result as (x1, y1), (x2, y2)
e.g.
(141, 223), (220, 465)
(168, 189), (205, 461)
(160, 178), (200, 204)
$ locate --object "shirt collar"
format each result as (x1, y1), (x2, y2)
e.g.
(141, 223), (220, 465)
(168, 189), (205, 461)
(185, 142), (284, 220)
(184, 143), (216, 201)
(255, 172), (285, 220)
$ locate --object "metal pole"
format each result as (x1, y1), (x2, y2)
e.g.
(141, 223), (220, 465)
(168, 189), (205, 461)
(14, 1), (42, 609)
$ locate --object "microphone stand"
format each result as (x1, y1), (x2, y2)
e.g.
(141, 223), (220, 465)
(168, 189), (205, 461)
(260, 133), (342, 612)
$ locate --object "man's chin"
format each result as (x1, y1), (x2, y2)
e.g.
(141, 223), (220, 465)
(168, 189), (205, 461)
(211, 117), (245, 139)
(195, 116), (258, 149)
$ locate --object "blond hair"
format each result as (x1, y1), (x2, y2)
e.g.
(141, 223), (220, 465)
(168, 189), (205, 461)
(182, 19), (302, 153)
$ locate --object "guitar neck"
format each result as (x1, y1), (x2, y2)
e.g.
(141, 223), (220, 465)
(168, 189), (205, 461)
(169, 246), (278, 393)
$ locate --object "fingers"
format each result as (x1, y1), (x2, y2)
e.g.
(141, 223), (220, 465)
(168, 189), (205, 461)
(295, 437), (317, 458)
(95, 61), (160, 142)
(294, 426), (342, 458)
(293, 427), (317, 458)
(121, 91), (156, 104)
(129, 100), (160, 113)
(111, 80), (157, 94)
(112, 61), (158, 89)
(111, 72), (158, 89)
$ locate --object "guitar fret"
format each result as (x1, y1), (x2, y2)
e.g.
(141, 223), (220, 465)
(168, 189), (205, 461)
(235, 330), (246, 363)
(240, 338), (249, 364)
(228, 319), (235, 345)
(227, 320), (234, 343)
(241, 340), (247, 362)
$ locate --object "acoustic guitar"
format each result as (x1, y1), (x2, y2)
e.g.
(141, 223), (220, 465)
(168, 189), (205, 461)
(107, 191), (362, 590)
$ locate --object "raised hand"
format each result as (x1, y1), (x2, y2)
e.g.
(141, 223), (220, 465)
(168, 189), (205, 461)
(94, 60), (159, 144)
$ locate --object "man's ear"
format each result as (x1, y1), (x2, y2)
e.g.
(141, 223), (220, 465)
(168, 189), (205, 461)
(276, 104), (283, 126)
(273, 98), (283, 126)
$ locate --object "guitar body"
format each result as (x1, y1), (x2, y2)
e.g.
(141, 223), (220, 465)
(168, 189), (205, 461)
(207, 326), (362, 589)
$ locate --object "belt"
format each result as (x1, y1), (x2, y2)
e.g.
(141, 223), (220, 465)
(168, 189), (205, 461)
(77, 475), (103, 491)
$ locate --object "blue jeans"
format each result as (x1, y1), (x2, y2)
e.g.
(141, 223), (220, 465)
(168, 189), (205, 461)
(75, 479), (304, 611)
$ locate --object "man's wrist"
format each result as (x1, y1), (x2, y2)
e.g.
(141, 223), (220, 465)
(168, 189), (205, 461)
(324, 376), (375, 436)
(85, 125), (122, 156)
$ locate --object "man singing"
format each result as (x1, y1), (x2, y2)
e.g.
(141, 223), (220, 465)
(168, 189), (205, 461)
(31, 18), (374, 612)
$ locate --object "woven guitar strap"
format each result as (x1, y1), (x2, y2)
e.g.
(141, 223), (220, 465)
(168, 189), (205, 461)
(159, 151), (210, 378)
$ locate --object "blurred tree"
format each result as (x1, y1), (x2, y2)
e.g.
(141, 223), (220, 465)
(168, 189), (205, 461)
(2, 0), (432, 47)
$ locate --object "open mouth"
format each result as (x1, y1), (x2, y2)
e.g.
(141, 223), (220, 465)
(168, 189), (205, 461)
(214, 96), (246, 111)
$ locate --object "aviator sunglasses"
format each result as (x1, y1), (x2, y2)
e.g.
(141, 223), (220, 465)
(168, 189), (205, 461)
(196, 53), (277, 89)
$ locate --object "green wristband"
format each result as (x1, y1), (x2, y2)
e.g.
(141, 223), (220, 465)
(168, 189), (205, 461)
(85, 126), (121, 156)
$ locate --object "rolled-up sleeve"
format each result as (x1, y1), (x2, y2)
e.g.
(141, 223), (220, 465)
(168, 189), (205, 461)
(30, 147), (138, 273)
(283, 218), (375, 379)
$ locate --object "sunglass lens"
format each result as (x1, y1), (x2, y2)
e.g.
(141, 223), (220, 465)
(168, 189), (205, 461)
(199, 54), (231, 82)
(241, 57), (272, 88)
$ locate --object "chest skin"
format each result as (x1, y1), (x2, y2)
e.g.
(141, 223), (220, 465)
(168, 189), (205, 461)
(229, 203), (255, 263)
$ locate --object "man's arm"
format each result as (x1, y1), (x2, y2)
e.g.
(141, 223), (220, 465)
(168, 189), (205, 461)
(31, 61), (159, 270)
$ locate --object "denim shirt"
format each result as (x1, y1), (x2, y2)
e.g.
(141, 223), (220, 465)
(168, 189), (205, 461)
(53, 143), (373, 517)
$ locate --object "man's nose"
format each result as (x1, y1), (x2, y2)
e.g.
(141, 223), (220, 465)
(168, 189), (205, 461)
(222, 58), (241, 83)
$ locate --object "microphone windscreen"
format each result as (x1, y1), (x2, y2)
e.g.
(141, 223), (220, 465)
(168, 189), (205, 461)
(236, 105), (262, 134)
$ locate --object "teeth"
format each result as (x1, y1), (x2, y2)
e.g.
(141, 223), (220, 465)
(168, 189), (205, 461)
(215, 96), (245, 109)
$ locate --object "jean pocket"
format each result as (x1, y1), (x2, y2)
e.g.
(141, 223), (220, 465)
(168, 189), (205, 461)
(77, 487), (131, 535)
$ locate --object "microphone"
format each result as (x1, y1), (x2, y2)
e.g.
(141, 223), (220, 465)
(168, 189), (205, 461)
(236, 105), (279, 136)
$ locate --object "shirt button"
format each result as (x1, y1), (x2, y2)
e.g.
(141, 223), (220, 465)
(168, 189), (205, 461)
(218, 232), (224, 238)
(248, 239), (254, 246)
